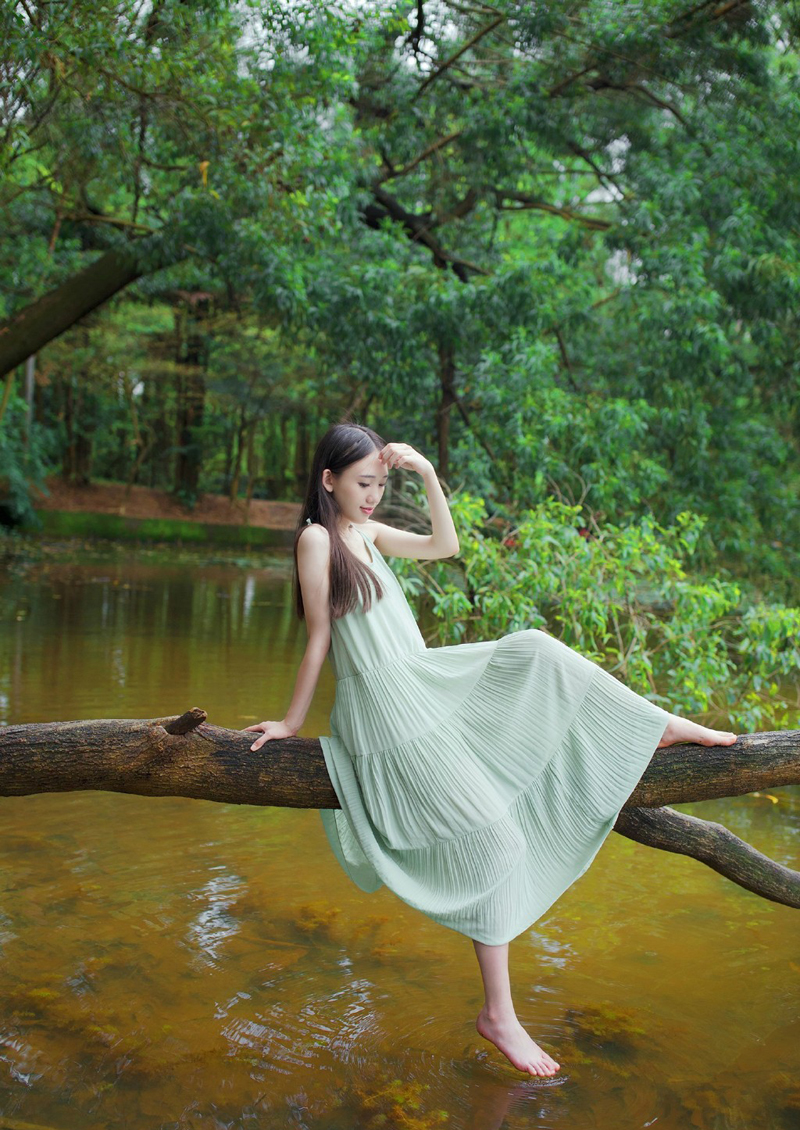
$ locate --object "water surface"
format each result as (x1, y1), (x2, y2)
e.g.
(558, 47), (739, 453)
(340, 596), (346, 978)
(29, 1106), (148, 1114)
(1, 541), (798, 1130)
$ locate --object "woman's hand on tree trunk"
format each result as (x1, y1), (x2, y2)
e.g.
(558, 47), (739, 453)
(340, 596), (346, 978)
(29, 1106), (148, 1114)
(243, 720), (297, 751)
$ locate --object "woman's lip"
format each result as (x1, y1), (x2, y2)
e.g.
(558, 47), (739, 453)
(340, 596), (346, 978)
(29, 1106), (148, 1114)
(361, 507), (374, 513)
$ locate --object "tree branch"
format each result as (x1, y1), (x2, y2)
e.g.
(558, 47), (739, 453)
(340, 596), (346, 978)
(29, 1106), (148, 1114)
(543, 287), (623, 341)
(561, 140), (627, 196)
(408, 0), (425, 55)
(554, 327), (583, 393)
(376, 130), (464, 184)
(615, 804), (799, 909)
(2, 712), (799, 909)
(495, 190), (612, 230)
(0, 238), (190, 378)
(666, 0), (754, 37)
(414, 15), (505, 98)
(363, 185), (489, 279)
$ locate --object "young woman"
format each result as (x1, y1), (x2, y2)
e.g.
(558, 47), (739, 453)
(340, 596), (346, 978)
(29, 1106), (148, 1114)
(244, 421), (737, 1078)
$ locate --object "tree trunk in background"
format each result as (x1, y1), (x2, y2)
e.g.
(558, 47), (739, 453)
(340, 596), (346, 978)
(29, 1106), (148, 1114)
(262, 415), (275, 496)
(124, 374), (152, 494)
(172, 307), (185, 491)
(23, 356), (35, 443)
(223, 417), (235, 495)
(264, 415), (286, 500)
(62, 374), (75, 482)
(229, 407), (245, 502)
(280, 415), (289, 498)
(75, 326), (95, 485)
(174, 295), (209, 499)
(144, 367), (170, 489)
(294, 410), (308, 494)
(0, 370), (13, 427)
(436, 342), (457, 483)
(74, 424), (92, 485)
(63, 374), (92, 485)
(245, 418), (257, 512)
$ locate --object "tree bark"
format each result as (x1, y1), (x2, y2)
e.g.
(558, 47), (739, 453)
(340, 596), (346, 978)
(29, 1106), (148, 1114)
(61, 372), (76, 483)
(294, 409), (309, 494)
(244, 418), (258, 512)
(173, 295), (209, 498)
(2, 711), (798, 909)
(0, 242), (187, 379)
(123, 371), (152, 494)
(0, 369), (14, 427)
(23, 355), (35, 440)
(229, 406), (246, 503)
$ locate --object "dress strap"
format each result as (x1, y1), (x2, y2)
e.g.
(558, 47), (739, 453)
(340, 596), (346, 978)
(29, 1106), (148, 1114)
(354, 523), (378, 565)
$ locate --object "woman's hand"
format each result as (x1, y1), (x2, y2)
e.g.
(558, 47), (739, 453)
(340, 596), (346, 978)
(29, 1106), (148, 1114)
(378, 442), (433, 476)
(243, 719), (296, 751)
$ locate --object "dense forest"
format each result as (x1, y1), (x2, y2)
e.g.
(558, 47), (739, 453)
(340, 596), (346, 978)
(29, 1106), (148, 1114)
(2, 0), (800, 726)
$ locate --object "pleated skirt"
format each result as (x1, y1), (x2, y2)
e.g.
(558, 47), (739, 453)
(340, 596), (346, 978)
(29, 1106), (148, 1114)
(319, 628), (671, 945)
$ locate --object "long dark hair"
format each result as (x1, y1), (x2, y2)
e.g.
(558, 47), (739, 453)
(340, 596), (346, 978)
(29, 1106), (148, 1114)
(293, 421), (387, 621)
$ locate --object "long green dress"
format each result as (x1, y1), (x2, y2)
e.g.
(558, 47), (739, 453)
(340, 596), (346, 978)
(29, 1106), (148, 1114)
(318, 523), (671, 946)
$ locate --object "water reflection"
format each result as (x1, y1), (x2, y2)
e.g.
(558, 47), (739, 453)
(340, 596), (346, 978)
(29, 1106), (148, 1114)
(184, 868), (244, 969)
(0, 550), (304, 726)
(0, 543), (797, 1129)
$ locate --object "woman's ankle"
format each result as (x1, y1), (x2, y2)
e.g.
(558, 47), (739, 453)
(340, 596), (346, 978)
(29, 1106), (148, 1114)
(479, 1003), (517, 1023)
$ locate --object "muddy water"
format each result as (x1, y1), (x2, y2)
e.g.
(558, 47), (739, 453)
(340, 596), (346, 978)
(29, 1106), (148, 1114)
(0, 542), (798, 1130)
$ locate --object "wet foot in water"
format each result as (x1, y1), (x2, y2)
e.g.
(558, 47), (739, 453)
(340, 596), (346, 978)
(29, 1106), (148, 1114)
(657, 716), (737, 749)
(476, 1008), (561, 1076)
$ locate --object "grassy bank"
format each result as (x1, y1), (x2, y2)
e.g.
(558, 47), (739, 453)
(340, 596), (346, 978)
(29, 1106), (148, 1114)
(20, 509), (295, 548)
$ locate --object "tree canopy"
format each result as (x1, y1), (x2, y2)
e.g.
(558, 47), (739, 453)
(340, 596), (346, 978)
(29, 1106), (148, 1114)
(2, 0), (800, 724)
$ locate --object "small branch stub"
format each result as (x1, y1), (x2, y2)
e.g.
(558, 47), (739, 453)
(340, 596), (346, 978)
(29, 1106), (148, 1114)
(164, 708), (208, 735)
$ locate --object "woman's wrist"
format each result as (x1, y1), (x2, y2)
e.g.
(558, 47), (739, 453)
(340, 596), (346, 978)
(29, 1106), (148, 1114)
(420, 459), (437, 480)
(283, 718), (300, 736)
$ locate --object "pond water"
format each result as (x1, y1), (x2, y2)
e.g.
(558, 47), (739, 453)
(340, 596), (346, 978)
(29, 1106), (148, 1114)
(0, 540), (798, 1130)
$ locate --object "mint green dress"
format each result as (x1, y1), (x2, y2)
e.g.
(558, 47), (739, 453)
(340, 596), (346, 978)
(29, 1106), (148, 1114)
(318, 524), (671, 946)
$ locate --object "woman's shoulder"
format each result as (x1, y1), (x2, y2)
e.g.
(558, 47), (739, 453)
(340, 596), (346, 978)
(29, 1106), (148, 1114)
(298, 522), (330, 549)
(300, 521), (380, 542)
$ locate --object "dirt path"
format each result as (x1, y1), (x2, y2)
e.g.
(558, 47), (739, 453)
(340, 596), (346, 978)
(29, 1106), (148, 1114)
(32, 477), (302, 530)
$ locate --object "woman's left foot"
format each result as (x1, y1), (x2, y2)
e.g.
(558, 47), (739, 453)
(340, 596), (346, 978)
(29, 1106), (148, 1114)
(475, 1008), (561, 1076)
(657, 716), (737, 749)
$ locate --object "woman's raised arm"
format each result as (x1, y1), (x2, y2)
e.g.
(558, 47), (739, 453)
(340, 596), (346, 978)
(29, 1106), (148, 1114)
(370, 445), (459, 560)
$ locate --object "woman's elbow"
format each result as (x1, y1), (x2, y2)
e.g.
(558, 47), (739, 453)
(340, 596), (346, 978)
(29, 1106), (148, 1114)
(307, 629), (331, 655)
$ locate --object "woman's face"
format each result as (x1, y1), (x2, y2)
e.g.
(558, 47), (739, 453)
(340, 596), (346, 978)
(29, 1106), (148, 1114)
(323, 450), (388, 525)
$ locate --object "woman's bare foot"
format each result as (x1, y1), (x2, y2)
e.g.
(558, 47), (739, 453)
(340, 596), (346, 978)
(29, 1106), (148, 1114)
(657, 714), (737, 749)
(476, 1007), (561, 1076)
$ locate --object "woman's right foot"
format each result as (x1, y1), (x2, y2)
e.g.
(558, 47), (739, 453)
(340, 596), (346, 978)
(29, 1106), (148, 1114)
(476, 1007), (561, 1076)
(657, 715), (737, 749)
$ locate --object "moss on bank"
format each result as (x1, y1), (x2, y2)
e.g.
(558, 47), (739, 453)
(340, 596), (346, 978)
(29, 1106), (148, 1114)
(19, 509), (294, 548)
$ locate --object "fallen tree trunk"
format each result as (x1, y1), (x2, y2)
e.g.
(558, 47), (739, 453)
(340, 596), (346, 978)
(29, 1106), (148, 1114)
(2, 709), (798, 909)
